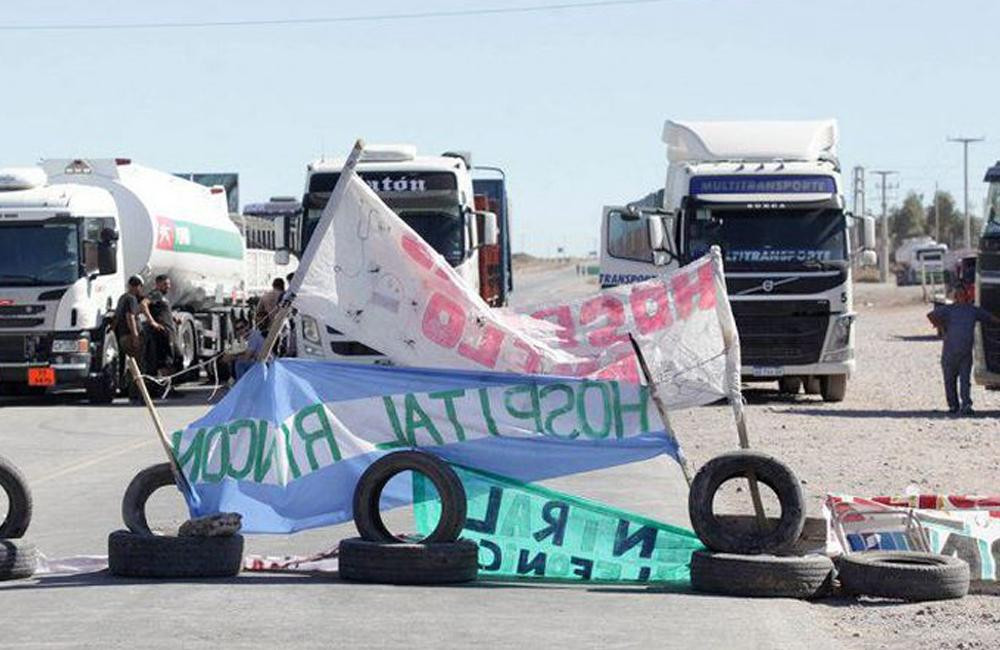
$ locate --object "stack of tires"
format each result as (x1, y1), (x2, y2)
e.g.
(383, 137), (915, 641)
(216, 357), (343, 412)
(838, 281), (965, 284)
(109, 463), (243, 578)
(687, 451), (834, 599)
(0, 456), (35, 582)
(340, 451), (479, 585)
(687, 451), (970, 602)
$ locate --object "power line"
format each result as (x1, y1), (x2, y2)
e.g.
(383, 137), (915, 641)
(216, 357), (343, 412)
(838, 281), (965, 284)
(0, 0), (670, 32)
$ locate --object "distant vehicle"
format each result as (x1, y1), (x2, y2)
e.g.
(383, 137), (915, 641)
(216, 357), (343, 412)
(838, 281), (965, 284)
(275, 144), (511, 363)
(0, 159), (271, 402)
(894, 236), (948, 286)
(974, 160), (1000, 388)
(239, 197), (301, 296)
(598, 119), (877, 402)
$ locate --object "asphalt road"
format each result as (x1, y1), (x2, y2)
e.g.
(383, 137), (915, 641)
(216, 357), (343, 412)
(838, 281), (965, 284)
(0, 262), (841, 650)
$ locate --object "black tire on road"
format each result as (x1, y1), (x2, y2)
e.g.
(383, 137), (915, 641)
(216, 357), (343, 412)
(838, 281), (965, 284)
(122, 463), (177, 536)
(0, 539), (37, 581)
(777, 376), (802, 395)
(820, 374), (847, 402)
(688, 451), (805, 555)
(837, 551), (970, 601)
(353, 451), (466, 544)
(338, 537), (478, 585)
(690, 550), (834, 599)
(108, 530), (243, 578)
(0, 455), (32, 539)
(804, 376), (822, 395)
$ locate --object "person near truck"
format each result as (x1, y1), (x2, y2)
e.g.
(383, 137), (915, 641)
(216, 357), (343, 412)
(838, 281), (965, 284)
(255, 277), (285, 330)
(927, 282), (1000, 415)
(144, 274), (177, 375)
(112, 275), (146, 392)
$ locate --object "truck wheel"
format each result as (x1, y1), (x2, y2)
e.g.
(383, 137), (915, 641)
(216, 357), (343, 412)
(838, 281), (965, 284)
(820, 374), (847, 402)
(804, 377), (821, 395)
(777, 377), (802, 395)
(86, 335), (119, 405)
(173, 316), (199, 383)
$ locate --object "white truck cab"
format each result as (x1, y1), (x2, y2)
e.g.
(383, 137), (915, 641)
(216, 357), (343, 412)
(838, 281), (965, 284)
(600, 120), (877, 402)
(290, 144), (508, 362)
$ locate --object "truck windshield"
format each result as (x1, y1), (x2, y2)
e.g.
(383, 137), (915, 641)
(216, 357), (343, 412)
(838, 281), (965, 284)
(685, 207), (847, 270)
(397, 208), (465, 266)
(0, 223), (80, 286)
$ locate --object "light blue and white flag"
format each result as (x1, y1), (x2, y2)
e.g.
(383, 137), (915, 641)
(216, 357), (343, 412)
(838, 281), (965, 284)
(171, 360), (679, 533)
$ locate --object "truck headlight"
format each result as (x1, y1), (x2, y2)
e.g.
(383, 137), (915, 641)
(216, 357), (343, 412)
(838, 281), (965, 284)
(830, 314), (854, 350)
(301, 315), (321, 344)
(52, 338), (90, 353)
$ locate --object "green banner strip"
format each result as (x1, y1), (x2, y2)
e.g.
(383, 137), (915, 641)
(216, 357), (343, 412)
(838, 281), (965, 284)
(414, 464), (703, 584)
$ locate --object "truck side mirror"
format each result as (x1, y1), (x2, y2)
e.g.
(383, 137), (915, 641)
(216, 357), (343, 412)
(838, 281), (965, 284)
(860, 250), (877, 267)
(862, 216), (876, 250)
(98, 240), (117, 275)
(274, 250), (290, 266)
(476, 211), (499, 247)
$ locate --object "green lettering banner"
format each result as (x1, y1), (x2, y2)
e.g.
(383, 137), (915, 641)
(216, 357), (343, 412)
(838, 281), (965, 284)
(414, 464), (703, 584)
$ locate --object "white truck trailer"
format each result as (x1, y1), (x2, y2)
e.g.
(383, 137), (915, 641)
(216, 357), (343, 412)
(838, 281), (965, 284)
(600, 119), (876, 401)
(0, 158), (250, 402)
(280, 144), (510, 362)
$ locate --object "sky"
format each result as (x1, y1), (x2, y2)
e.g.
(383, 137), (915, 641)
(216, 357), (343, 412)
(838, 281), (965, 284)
(0, 0), (997, 255)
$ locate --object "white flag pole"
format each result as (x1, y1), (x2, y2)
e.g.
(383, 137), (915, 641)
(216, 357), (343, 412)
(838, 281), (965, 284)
(259, 139), (365, 361)
(710, 246), (767, 528)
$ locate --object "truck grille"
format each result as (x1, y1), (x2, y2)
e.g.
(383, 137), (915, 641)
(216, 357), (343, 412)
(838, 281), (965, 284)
(980, 286), (1000, 373)
(0, 318), (45, 329)
(0, 334), (52, 363)
(726, 271), (845, 296)
(730, 300), (830, 367)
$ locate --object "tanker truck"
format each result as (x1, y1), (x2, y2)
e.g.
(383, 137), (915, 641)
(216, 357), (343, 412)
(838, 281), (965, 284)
(0, 158), (250, 403)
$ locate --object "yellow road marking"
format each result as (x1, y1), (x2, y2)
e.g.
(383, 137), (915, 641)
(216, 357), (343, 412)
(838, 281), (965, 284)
(33, 437), (160, 485)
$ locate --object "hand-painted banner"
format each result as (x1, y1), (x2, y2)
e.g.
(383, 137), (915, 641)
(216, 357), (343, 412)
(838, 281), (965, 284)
(171, 360), (679, 533)
(291, 168), (737, 407)
(413, 464), (703, 584)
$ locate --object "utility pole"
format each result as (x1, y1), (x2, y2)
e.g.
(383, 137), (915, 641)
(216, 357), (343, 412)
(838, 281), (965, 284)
(934, 181), (941, 243)
(871, 170), (898, 283)
(947, 136), (985, 249)
(851, 166), (866, 271)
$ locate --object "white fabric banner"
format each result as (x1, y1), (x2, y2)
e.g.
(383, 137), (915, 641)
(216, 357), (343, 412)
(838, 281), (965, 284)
(293, 171), (739, 410)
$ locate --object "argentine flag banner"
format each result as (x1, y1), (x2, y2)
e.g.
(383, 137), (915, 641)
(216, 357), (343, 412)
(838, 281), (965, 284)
(171, 361), (680, 533)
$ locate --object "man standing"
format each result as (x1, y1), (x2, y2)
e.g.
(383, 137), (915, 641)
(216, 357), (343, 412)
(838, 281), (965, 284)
(145, 274), (176, 374)
(256, 277), (285, 330)
(928, 283), (1000, 415)
(113, 275), (145, 388)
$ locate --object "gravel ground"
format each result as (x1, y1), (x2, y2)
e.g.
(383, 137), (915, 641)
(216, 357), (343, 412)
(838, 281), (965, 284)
(670, 281), (1000, 649)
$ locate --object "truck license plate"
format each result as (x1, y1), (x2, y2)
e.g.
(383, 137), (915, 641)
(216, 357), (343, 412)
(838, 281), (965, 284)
(752, 367), (784, 377)
(27, 367), (55, 386)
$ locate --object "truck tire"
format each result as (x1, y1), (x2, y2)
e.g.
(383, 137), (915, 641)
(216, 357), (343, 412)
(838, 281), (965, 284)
(86, 334), (119, 404)
(173, 315), (199, 383)
(0, 455), (32, 539)
(837, 551), (969, 601)
(108, 530), (243, 578)
(777, 377), (802, 395)
(338, 537), (479, 585)
(804, 377), (821, 395)
(820, 374), (847, 402)
(688, 451), (805, 555)
(0, 539), (37, 581)
(122, 463), (178, 536)
(353, 451), (466, 544)
(690, 551), (834, 599)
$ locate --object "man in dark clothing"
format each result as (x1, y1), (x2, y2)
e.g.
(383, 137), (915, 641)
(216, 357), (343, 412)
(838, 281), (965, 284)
(144, 274), (176, 374)
(928, 284), (1000, 415)
(113, 275), (145, 390)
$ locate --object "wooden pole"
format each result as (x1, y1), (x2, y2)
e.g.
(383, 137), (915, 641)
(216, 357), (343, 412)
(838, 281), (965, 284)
(258, 138), (366, 362)
(628, 334), (692, 486)
(126, 355), (189, 492)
